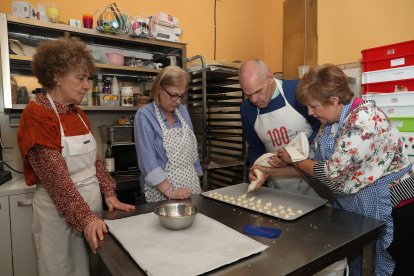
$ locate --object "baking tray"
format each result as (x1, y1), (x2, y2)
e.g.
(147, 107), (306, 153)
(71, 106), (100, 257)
(202, 183), (328, 221)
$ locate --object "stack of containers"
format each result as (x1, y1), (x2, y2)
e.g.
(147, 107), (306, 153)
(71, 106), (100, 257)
(361, 40), (414, 162)
(361, 40), (414, 94)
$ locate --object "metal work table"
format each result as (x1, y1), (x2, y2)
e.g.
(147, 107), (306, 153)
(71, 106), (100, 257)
(94, 194), (385, 276)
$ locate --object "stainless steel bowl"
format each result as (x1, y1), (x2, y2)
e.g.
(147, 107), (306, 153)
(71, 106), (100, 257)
(154, 202), (199, 230)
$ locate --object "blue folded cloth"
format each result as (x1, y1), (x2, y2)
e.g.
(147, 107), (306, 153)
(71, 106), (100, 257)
(243, 224), (282, 238)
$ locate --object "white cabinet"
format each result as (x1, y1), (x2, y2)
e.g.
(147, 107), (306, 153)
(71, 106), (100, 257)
(0, 192), (37, 276)
(0, 196), (13, 276)
(9, 193), (37, 276)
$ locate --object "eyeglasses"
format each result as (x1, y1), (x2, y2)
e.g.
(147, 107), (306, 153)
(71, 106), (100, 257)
(162, 86), (187, 101)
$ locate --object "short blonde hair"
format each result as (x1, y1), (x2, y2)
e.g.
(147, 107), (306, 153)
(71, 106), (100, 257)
(151, 66), (190, 104)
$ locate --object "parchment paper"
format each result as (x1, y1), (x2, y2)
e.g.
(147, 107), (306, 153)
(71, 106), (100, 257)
(105, 213), (268, 276)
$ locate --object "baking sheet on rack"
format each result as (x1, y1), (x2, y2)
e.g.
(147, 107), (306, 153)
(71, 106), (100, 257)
(202, 183), (328, 221)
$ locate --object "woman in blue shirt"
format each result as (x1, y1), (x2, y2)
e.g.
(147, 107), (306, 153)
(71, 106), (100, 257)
(134, 66), (202, 202)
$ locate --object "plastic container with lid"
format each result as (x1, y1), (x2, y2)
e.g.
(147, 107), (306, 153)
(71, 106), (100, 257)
(121, 86), (133, 106)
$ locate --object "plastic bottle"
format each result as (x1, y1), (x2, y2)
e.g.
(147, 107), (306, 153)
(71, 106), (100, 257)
(92, 79), (100, 106)
(103, 77), (112, 94)
(111, 76), (120, 95)
(105, 144), (115, 173)
(97, 74), (103, 92)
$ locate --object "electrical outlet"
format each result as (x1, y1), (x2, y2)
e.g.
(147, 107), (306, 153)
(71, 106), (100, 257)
(400, 132), (414, 162)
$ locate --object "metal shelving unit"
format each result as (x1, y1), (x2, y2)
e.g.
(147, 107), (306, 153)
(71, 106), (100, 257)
(187, 56), (247, 191)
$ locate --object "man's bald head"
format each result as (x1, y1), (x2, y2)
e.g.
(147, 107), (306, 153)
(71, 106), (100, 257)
(239, 59), (269, 86)
(239, 59), (275, 108)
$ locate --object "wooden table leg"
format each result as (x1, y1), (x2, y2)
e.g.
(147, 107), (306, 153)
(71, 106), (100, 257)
(362, 240), (375, 276)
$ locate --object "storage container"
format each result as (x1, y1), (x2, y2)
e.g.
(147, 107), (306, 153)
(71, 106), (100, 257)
(362, 55), (414, 72)
(362, 92), (414, 106)
(389, 117), (414, 132)
(361, 79), (414, 94)
(361, 65), (414, 84)
(99, 94), (120, 106)
(361, 40), (414, 72)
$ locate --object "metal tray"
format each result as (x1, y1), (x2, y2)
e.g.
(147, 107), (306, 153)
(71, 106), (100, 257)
(202, 183), (328, 221)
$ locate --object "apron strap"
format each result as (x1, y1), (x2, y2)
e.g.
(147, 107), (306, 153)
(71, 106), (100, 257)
(46, 93), (90, 138)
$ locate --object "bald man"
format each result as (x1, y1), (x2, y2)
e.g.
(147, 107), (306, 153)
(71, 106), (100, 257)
(239, 59), (320, 196)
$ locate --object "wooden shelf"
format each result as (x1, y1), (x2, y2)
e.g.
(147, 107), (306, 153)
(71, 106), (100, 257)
(9, 54), (161, 74)
(11, 103), (140, 111)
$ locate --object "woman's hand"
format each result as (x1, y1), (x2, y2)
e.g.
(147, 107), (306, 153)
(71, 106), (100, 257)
(157, 179), (192, 199)
(167, 187), (192, 199)
(83, 218), (107, 254)
(268, 155), (288, 168)
(105, 197), (135, 212)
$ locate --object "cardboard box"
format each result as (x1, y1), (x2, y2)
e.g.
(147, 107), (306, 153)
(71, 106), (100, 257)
(152, 23), (182, 36)
(12, 1), (36, 19)
(154, 31), (179, 42)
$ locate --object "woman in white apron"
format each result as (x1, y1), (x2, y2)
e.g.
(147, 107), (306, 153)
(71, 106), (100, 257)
(134, 66), (202, 202)
(17, 37), (134, 276)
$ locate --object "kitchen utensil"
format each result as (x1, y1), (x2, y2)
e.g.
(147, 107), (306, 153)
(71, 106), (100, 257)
(243, 224), (282, 238)
(154, 202), (198, 230)
(244, 152), (276, 197)
(9, 39), (36, 56)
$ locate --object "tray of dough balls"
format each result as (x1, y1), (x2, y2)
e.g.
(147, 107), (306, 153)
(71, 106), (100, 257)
(202, 183), (328, 221)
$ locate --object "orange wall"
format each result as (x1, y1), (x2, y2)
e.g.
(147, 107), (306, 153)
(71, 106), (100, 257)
(318, 0), (414, 64)
(3, 1), (414, 72)
(0, 0), (284, 71)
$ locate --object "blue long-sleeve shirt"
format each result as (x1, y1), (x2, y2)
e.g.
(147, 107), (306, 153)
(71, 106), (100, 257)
(134, 102), (202, 191)
(240, 79), (320, 167)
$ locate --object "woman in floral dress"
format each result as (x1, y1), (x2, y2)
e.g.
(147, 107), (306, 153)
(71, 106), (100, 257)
(274, 64), (414, 276)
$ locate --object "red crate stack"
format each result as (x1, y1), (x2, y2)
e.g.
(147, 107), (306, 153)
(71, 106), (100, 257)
(361, 40), (414, 94)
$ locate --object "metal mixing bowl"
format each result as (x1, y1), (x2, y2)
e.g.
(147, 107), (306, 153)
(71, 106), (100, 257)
(154, 202), (199, 230)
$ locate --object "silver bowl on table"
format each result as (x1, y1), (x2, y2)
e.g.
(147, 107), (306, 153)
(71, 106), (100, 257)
(154, 202), (199, 230)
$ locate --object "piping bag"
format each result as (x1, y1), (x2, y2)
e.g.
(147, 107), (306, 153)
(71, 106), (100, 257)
(245, 153), (276, 196)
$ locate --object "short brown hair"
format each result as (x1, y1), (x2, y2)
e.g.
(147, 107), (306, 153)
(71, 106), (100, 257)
(151, 65), (190, 104)
(296, 64), (354, 106)
(32, 36), (95, 90)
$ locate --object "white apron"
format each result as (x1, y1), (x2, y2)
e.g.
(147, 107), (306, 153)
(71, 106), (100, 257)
(254, 79), (317, 196)
(32, 94), (102, 276)
(145, 103), (201, 202)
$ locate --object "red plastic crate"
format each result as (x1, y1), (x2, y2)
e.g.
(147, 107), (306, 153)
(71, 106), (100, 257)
(362, 54), (414, 72)
(361, 40), (414, 72)
(361, 78), (414, 95)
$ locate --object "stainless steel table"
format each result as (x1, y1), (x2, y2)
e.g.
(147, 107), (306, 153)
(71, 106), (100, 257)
(93, 194), (385, 276)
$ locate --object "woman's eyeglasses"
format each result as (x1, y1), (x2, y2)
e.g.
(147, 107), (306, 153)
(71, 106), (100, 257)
(162, 86), (187, 101)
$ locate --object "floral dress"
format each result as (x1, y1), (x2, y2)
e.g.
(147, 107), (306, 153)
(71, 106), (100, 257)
(312, 99), (412, 276)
